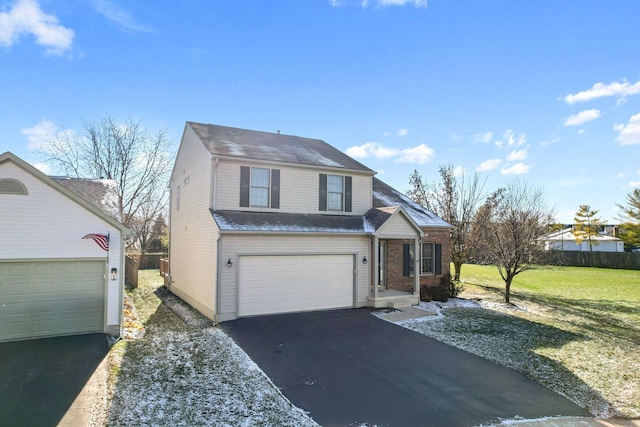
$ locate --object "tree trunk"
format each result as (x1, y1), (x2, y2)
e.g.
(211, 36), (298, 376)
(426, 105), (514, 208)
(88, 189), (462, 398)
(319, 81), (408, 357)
(453, 260), (462, 281)
(504, 276), (512, 303)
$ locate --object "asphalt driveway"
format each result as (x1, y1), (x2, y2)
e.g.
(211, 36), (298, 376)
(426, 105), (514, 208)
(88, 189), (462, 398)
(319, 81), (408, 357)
(222, 309), (590, 427)
(0, 333), (109, 427)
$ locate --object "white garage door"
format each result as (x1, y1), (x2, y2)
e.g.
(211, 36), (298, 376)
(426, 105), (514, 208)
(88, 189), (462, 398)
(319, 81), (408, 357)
(239, 254), (354, 317)
(0, 260), (105, 341)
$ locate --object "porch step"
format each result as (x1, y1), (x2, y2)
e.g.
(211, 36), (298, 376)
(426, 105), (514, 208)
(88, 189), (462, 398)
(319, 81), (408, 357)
(387, 298), (417, 309)
(367, 293), (420, 309)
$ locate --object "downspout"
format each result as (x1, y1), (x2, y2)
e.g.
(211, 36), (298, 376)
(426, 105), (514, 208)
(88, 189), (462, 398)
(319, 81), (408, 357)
(214, 234), (220, 326)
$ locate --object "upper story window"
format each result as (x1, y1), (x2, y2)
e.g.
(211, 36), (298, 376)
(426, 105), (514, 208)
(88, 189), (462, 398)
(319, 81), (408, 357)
(250, 167), (270, 207)
(240, 166), (280, 209)
(327, 175), (344, 211)
(319, 174), (352, 212)
(0, 178), (28, 195)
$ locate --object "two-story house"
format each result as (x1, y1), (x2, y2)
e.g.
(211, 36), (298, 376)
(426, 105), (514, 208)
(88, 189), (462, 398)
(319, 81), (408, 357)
(168, 122), (451, 323)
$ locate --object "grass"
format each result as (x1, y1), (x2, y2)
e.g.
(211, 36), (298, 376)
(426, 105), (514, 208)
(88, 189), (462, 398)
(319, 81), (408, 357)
(441, 264), (640, 418)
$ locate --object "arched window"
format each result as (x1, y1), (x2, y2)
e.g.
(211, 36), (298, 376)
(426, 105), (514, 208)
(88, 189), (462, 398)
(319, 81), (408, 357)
(0, 178), (28, 195)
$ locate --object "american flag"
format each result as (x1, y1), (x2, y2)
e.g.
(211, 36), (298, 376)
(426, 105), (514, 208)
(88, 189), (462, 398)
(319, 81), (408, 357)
(82, 233), (110, 251)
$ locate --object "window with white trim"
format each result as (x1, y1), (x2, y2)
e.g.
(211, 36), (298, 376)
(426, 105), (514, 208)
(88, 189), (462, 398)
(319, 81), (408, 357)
(421, 242), (435, 275)
(327, 175), (344, 211)
(250, 167), (270, 207)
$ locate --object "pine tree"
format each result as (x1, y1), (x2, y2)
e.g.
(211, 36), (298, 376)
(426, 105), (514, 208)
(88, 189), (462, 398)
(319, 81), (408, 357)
(616, 189), (640, 249)
(573, 205), (604, 252)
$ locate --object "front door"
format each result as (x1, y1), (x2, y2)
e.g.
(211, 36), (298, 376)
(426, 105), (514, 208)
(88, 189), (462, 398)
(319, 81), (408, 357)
(378, 241), (387, 290)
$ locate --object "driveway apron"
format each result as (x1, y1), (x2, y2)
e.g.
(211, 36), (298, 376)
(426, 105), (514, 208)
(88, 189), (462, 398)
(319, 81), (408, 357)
(222, 309), (590, 427)
(0, 333), (109, 427)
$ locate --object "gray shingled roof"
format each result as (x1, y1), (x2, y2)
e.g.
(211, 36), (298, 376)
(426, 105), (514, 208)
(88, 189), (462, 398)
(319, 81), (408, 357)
(212, 210), (366, 233)
(52, 177), (121, 221)
(188, 122), (374, 173)
(372, 177), (451, 228)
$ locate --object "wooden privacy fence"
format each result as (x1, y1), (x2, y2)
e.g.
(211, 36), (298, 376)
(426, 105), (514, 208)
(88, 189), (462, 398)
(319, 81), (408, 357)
(160, 257), (170, 286)
(548, 251), (640, 270)
(126, 252), (168, 270)
(125, 255), (139, 288)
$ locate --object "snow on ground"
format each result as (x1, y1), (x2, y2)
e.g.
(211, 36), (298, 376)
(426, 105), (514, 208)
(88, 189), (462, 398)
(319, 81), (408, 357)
(388, 298), (619, 419)
(108, 292), (318, 426)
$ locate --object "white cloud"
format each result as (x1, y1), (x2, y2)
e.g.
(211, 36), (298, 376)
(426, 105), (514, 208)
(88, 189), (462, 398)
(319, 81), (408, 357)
(577, 129), (586, 134)
(614, 113), (640, 146)
(32, 162), (51, 174)
(473, 131), (493, 143)
(563, 109), (601, 126)
(563, 80), (640, 105)
(0, 0), (74, 54)
(476, 158), (502, 172)
(501, 163), (532, 175)
(628, 181), (640, 188)
(395, 144), (434, 164)
(90, 0), (153, 33)
(376, 0), (427, 6)
(397, 128), (408, 137)
(21, 118), (77, 151)
(506, 148), (527, 162)
(453, 166), (465, 177)
(345, 142), (397, 159)
(495, 129), (526, 148)
(21, 118), (58, 149)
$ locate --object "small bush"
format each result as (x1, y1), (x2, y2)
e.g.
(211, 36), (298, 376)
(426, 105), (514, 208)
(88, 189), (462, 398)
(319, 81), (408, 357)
(441, 273), (465, 298)
(420, 284), (449, 302)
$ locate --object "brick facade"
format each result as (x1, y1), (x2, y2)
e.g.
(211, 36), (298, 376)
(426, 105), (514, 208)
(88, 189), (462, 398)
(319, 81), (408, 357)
(384, 228), (451, 292)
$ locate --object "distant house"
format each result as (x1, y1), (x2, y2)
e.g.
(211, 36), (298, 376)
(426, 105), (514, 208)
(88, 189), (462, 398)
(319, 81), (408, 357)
(0, 152), (130, 342)
(168, 122), (452, 323)
(540, 228), (624, 252)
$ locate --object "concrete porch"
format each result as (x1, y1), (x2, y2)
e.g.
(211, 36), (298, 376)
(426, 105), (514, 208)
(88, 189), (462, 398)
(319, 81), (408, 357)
(367, 289), (419, 308)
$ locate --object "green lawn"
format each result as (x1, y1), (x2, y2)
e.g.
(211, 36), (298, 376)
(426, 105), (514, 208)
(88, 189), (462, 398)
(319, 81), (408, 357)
(452, 264), (640, 418)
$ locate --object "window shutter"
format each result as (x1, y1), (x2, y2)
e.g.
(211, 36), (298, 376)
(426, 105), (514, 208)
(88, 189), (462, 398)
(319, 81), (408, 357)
(240, 166), (250, 207)
(271, 169), (280, 209)
(403, 243), (410, 277)
(319, 174), (327, 211)
(435, 243), (442, 275)
(344, 176), (352, 212)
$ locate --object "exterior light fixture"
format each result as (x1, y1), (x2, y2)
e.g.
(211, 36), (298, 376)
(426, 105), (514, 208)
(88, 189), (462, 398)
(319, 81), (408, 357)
(362, 256), (368, 265)
(226, 258), (233, 267)
(110, 268), (118, 281)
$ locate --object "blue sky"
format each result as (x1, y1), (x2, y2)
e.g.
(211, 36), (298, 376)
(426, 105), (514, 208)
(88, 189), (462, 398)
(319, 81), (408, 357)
(1, 0), (639, 223)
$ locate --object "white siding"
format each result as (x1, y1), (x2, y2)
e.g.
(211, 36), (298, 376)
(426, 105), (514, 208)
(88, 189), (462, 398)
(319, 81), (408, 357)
(376, 213), (420, 238)
(169, 126), (219, 319)
(217, 233), (370, 321)
(547, 240), (623, 252)
(0, 161), (124, 331)
(215, 159), (372, 215)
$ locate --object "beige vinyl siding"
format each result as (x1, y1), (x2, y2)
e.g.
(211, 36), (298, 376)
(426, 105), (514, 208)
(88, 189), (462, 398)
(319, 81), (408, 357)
(168, 126), (219, 320)
(376, 213), (421, 238)
(0, 161), (124, 330)
(217, 234), (370, 321)
(215, 159), (372, 215)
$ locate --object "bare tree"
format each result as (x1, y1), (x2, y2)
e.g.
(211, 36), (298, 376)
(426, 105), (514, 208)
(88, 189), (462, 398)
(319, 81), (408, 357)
(40, 115), (173, 252)
(407, 165), (486, 281)
(471, 180), (555, 303)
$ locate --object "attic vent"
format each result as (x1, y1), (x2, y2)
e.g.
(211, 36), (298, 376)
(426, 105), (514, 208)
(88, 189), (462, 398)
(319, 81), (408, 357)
(0, 178), (28, 195)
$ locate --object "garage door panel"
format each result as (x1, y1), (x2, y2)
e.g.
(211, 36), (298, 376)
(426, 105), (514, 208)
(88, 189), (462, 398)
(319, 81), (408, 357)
(0, 261), (105, 341)
(239, 255), (354, 317)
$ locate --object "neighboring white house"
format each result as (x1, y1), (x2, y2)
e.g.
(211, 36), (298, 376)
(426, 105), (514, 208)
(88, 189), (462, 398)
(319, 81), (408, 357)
(0, 152), (130, 342)
(541, 228), (624, 252)
(168, 122), (452, 323)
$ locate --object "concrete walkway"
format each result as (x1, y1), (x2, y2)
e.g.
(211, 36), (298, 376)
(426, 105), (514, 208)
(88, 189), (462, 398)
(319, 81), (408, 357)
(376, 305), (437, 322)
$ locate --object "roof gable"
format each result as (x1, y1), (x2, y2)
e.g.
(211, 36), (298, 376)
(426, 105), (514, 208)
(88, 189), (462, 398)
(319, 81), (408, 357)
(0, 152), (129, 234)
(187, 122), (374, 173)
(372, 177), (451, 228)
